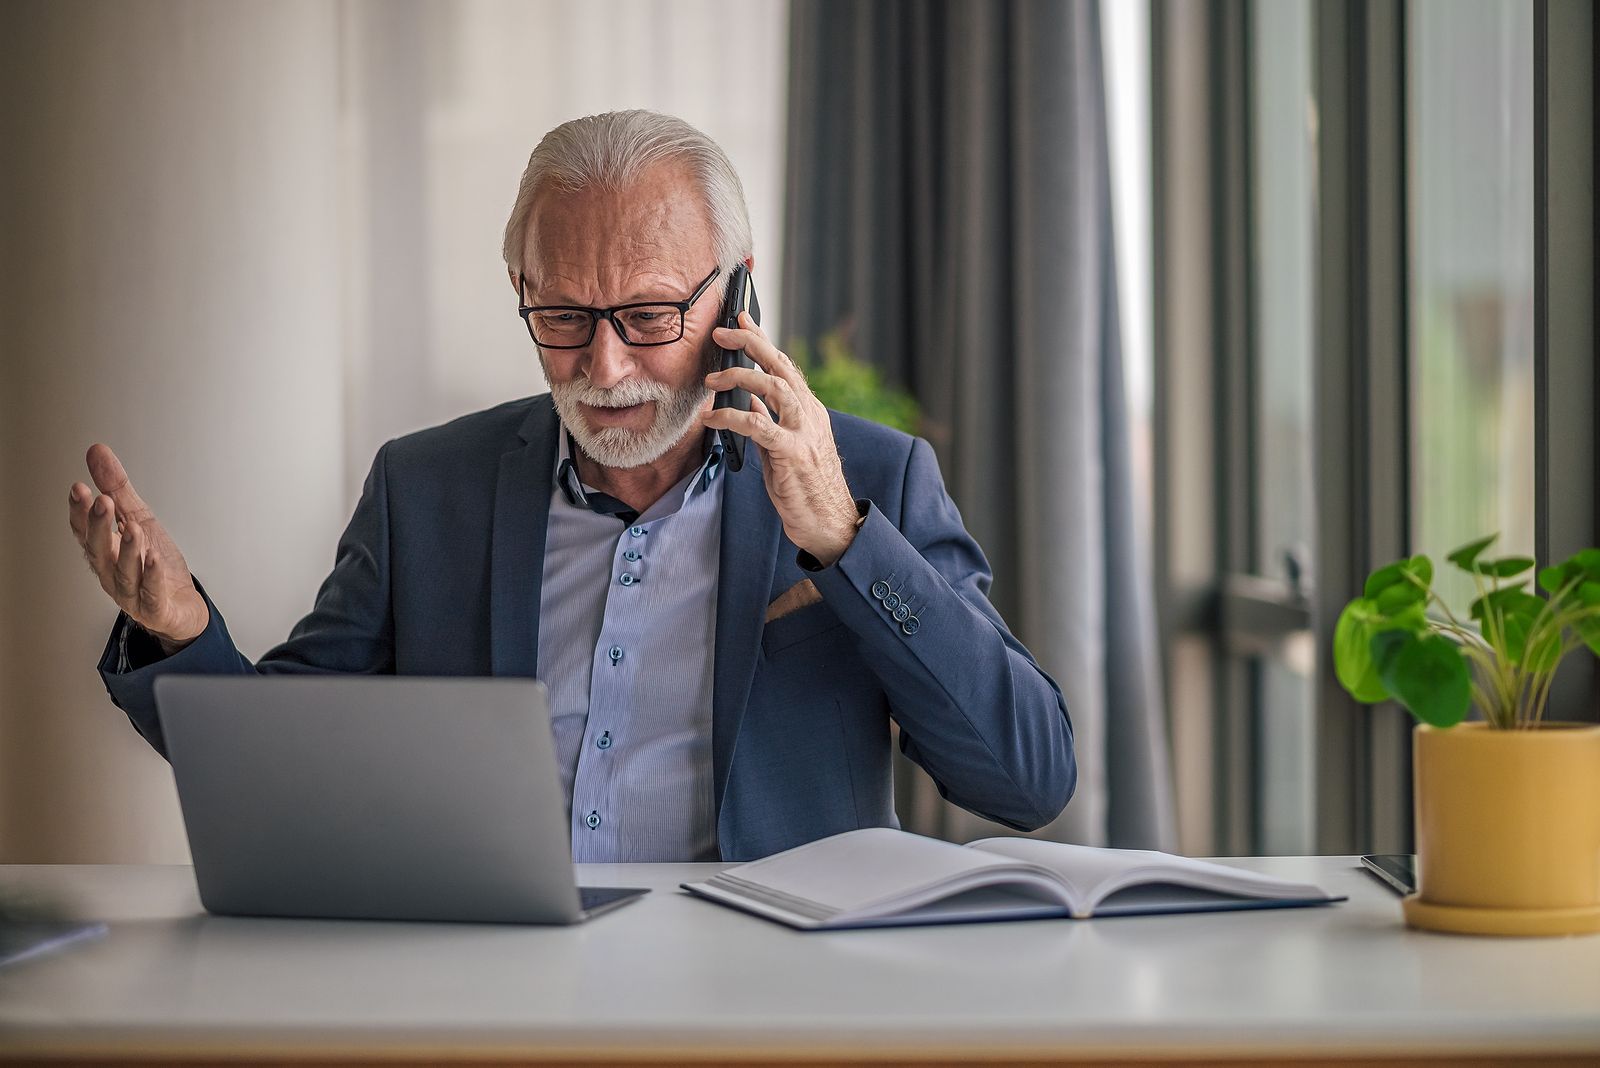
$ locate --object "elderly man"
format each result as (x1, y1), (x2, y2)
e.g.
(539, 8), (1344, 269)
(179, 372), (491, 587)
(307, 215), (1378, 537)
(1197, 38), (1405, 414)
(67, 110), (1075, 862)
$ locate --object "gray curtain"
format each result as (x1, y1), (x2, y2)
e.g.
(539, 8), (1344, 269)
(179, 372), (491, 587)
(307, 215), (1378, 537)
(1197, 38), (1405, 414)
(782, 0), (1175, 850)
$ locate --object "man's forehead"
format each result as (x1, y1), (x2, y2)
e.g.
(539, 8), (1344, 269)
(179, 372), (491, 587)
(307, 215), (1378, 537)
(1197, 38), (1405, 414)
(530, 256), (699, 304)
(521, 174), (715, 298)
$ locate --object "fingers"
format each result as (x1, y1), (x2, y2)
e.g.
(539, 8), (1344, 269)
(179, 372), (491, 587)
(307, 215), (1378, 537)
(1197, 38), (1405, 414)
(85, 493), (122, 595)
(85, 443), (153, 522)
(703, 404), (782, 449)
(68, 482), (93, 544)
(114, 517), (147, 603)
(712, 315), (805, 389)
(705, 365), (800, 424)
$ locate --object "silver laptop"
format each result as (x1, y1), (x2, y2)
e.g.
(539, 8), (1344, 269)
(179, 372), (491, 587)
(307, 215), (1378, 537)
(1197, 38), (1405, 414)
(153, 675), (648, 924)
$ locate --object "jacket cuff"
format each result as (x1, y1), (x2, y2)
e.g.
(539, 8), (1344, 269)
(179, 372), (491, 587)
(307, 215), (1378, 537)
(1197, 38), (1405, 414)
(95, 578), (241, 751)
(801, 500), (936, 642)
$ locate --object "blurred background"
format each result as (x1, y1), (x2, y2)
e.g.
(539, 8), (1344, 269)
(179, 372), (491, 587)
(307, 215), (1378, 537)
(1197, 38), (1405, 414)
(1, 0), (1593, 865)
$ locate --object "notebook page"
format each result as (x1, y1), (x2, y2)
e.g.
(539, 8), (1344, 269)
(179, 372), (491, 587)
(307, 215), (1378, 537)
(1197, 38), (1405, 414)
(964, 838), (1138, 899)
(709, 828), (1030, 915)
(966, 837), (1329, 908)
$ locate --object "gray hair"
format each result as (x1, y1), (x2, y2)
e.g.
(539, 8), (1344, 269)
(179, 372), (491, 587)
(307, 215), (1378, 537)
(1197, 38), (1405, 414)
(502, 110), (753, 276)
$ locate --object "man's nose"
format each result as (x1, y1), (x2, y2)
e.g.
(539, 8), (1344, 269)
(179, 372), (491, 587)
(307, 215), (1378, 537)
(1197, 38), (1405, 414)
(582, 316), (637, 389)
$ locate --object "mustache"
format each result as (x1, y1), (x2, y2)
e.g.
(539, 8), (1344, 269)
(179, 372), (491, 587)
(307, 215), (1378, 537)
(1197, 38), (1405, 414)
(553, 376), (674, 408)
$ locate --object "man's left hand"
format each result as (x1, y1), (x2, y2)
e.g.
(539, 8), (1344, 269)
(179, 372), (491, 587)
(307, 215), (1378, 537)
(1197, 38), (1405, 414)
(703, 311), (860, 567)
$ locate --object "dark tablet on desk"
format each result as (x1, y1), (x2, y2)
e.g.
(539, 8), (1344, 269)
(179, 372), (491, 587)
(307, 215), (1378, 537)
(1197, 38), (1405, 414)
(1360, 854), (1416, 896)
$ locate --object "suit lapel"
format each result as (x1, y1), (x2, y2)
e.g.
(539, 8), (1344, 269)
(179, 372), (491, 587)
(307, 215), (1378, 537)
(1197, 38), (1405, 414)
(490, 397), (558, 678)
(713, 446), (783, 816)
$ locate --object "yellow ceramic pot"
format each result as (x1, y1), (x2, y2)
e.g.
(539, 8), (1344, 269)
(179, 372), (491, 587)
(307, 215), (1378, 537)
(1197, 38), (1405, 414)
(1403, 720), (1600, 936)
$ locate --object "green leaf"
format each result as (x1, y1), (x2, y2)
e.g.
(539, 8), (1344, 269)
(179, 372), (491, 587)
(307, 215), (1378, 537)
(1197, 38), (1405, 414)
(1499, 612), (1535, 666)
(1576, 583), (1600, 660)
(1376, 632), (1471, 728)
(1467, 585), (1534, 624)
(1468, 588), (1547, 665)
(1446, 534), (1498, 571)
(1334, 599), (1391, 703)
(788, 332), (922, 434)
(1575, 614), (1600, 660)
(1523, 624), (1563, 674)
(1383, 603), (1430, 634)
(1375, 580), (1426, 615)
(1576, 548), (1600, 580)
(1370, 628), (1413, 675)
(1364, 556), (1433, 602)
(1538, 564), (1573, 594)
(1465, 585), (1529, 617)
(1472, 556), (1536, 579)
(1364, 562), (1409, 600)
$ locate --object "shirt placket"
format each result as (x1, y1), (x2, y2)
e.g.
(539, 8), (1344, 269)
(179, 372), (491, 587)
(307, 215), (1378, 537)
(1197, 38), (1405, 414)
(568, 519), (653, 858)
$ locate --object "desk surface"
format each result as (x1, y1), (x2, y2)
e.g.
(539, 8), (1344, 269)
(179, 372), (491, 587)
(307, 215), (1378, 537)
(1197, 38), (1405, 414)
(1, 857), (1598, 1065)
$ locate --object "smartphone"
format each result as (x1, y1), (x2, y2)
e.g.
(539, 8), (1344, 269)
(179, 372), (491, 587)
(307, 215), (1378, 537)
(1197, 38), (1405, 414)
(711, 264), (761, 472)
(1359, 854), (1416, 896)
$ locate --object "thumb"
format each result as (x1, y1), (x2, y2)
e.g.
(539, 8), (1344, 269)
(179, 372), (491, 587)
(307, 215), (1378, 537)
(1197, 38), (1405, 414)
(85, 443), (154, 522)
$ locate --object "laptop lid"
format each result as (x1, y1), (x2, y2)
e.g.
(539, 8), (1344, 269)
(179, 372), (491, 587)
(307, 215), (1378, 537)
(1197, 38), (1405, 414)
(153, 675), (638, 924)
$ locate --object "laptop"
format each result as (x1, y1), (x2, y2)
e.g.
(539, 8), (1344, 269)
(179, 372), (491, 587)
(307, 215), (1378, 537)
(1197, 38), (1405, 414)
(152, 675), (648, 924)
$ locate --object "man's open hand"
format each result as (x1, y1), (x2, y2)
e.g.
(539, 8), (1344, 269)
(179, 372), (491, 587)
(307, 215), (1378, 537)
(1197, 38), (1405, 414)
(703, 312), (861, 567)
(68, 444), (209, 651)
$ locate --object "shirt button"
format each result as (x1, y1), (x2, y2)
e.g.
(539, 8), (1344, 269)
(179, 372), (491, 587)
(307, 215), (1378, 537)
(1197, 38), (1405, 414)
(623, 549), (641, 562)
(619, 572), (637, 586)
(585, 811), (602, 830)
(596, 731), (612, 750)
(883, 592), (901, 611)
(608, 645), (624, 664)
(629, 526), (647, 538)
(871, 580), (891, 599)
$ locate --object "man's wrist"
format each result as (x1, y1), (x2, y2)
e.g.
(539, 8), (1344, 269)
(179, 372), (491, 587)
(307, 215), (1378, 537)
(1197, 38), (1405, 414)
(154, 632), (195, 657)
(802, 500), (868, 570)
(131, 617), (198, 658)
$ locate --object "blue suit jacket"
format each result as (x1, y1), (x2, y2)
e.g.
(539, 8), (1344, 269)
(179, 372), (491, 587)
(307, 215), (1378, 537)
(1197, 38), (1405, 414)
(98, 394), (1076, 860)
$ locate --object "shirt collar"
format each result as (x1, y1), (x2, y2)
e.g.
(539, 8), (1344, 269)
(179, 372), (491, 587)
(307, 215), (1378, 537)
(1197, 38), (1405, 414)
(554, 424), (723, 520)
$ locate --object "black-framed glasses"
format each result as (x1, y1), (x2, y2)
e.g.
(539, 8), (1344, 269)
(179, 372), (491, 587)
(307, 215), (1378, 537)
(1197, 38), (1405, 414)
(517, 266), (721, 349)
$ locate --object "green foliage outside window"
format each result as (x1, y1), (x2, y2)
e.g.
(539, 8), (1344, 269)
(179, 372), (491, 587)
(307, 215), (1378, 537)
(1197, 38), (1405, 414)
(788, 332), (921, 436)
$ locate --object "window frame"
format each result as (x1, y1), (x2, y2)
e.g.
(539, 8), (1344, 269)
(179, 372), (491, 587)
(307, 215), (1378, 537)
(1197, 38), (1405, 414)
(1151, 0), (1597, 858)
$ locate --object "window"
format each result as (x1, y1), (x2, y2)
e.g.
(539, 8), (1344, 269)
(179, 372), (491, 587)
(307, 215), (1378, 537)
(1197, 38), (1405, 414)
(1407, 0), (1536, 611)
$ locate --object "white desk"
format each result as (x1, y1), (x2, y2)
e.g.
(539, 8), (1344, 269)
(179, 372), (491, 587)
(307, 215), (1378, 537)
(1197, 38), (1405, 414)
(1, 857), (1597, 1065)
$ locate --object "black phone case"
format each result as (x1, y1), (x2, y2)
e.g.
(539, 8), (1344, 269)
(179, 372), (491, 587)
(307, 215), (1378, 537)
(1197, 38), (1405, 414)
(712, 265), (760, 472)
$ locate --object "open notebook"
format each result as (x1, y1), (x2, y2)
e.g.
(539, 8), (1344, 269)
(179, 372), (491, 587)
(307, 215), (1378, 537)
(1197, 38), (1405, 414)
(682, 828), (1344, 930)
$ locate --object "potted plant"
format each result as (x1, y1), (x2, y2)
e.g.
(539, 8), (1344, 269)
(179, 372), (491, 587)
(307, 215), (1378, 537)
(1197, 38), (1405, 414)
(1334, 535), (1600, 936)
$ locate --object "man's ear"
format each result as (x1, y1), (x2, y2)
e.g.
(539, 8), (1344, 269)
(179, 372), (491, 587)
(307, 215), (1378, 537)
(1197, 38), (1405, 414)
(507, 265), (520, 294)
(743, 255), (755, 274)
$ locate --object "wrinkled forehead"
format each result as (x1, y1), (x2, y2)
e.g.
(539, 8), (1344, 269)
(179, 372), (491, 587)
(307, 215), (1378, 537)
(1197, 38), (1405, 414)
(520, 164), (715, 299)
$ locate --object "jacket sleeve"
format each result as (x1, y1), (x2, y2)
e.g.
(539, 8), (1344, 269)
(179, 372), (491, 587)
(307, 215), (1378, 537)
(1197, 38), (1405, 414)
(802, 436), (1076, 830)
(95, 443), (397, 758)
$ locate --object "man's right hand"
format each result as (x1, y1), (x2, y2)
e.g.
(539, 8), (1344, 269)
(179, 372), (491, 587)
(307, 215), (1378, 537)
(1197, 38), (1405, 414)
(68, 444), (210, 654)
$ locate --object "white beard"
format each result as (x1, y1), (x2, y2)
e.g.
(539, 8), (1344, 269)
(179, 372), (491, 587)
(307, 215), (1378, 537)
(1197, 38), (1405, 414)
(547, 371), (709, 469)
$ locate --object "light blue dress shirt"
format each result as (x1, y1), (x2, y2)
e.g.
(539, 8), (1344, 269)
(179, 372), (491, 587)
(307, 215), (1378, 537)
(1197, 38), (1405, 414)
(536, 428), (724, 862)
